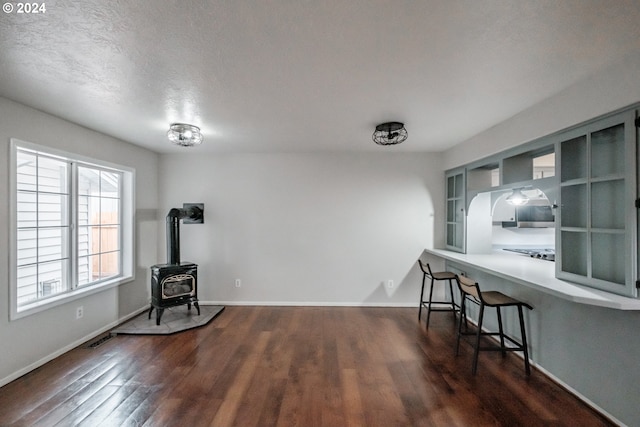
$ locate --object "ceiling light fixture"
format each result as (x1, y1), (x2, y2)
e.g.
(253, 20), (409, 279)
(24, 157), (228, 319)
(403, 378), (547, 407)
(167, 123), (203, 147)
(372, 122), (408, 146)
(506, 188), (530, 206)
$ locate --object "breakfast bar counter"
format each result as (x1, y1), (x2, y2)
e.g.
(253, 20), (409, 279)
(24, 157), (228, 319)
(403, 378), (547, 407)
(424, 248), (640, 310)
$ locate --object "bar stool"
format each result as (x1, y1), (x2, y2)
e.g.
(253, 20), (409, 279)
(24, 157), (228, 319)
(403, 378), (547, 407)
(417, 260), (459, 329)
(455, 274), (533, 375)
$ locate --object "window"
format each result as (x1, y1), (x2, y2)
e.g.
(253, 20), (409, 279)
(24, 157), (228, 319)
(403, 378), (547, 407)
(10, 139), (135, 318)
(77, 166), (122, 286)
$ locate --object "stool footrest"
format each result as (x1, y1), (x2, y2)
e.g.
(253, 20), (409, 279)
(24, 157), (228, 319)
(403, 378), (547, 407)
(421, 301), (459, 309)
(459, 332), (525, 350)
(424, 307), (459, 312)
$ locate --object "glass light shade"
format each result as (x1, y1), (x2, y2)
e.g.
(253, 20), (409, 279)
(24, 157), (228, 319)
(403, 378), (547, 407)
(506, 188), (529, 206)
(167, 123), (203, 147)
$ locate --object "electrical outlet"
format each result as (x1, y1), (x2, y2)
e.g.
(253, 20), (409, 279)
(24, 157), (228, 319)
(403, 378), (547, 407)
(76, 306), (84, 319)
(387, 280), (394, 289)
(235, 279), (241, 288)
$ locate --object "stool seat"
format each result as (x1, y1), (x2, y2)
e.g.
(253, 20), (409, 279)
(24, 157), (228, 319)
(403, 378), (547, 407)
(417, 260), (459, 329)
(431, 271), (457, 281)
(481, 291), (532, 308)
(455, 274), (533, 375)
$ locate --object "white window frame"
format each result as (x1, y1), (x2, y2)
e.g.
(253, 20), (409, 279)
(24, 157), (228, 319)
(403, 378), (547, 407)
(9, 139), (135, 320)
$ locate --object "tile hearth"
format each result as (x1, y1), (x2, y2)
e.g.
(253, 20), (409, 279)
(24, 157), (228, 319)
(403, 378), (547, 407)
(111, 305), (224, 335)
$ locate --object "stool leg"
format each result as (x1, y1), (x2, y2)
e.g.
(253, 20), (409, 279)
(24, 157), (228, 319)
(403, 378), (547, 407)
(496, 306), (506, 357)
(518, 305), (531, 376)
(462, 303), (467, 331)
(472, 303), (485, 375)
(448, 279), (457, 323)
(456, 296), (466, 355)
(418, 273), (427, 320)
(425, 277), (436, 329)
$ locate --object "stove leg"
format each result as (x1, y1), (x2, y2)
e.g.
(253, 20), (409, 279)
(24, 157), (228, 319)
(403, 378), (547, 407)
(156, 308), (164, 325)
(194, 301), (200, 315)
(148, 304), (154, 319)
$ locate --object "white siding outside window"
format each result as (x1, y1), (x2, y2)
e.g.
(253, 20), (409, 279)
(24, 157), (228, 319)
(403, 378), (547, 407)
(10, 139), (135, 319)
(77, 166), (121, 286)
(16, 151), (70, 306)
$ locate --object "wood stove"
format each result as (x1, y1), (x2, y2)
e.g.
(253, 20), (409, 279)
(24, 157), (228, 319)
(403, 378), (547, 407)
(149, 204), (203, 325)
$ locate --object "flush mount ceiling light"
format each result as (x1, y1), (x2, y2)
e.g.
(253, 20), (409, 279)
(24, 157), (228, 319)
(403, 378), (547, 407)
(506, 188), (530, 206)
(167, 123), (203, 147)
(372, 122), (408, 146)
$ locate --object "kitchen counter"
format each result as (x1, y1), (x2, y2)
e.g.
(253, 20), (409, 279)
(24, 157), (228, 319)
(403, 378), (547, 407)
(424, 248), (640, 310)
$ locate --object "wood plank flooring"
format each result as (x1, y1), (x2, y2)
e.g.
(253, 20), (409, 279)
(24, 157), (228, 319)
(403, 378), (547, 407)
(0, 306), (615, 426)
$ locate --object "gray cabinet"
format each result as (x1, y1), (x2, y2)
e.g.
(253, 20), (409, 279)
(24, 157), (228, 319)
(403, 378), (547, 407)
(446, 170), (466, 252)
(557, 110), (637, 297)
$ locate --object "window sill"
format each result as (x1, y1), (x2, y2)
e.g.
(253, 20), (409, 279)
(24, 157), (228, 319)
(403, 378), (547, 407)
(10, 275), (135, 321)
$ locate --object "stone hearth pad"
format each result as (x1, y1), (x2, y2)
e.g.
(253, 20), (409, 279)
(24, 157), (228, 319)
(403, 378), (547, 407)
(111, 305), (224, 335)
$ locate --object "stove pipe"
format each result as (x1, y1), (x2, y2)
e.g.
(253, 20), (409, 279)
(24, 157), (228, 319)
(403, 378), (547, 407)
(166, 205), (203, 265)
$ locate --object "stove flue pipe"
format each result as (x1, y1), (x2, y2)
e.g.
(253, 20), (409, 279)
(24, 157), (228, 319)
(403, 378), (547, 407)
(166, 206), (203, 265)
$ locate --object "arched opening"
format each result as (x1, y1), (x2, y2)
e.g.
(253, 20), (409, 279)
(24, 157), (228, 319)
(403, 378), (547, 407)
(466, 188), (555, 254)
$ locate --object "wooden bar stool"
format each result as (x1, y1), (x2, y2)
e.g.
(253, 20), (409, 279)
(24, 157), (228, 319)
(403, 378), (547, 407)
(417, 260), (459, 329)
(455, 274), (533, 375)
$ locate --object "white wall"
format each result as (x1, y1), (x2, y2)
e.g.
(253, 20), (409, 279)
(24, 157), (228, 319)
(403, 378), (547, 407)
(0, 97), (159, 385)
(441, 53), (640, 426)
(465, 192), (492, 254)
(158, 152), (442, 306)
(490, 226), (555, 247)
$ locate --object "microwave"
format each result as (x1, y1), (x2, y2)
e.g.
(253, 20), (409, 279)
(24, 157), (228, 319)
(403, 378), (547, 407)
(503, 205), (555, 228)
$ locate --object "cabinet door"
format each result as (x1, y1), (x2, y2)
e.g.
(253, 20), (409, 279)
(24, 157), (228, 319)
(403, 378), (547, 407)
(446, 170), (466, 252)
(557, 110), (637, 297)
(492, 198), (516, 222)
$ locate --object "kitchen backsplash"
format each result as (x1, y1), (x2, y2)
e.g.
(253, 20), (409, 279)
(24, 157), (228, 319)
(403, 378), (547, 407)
(491, 225), (555, 247)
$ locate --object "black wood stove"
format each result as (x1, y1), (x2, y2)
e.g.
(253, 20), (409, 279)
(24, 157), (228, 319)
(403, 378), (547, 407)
(149, 204), (203, 325)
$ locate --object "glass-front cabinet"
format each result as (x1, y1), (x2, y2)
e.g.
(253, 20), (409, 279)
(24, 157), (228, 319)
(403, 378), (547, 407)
(557, 110), (637, 297)
(446, 169), (466, 253)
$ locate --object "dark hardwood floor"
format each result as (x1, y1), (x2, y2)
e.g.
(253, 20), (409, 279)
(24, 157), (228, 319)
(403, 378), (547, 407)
(0, 306), (614, 426)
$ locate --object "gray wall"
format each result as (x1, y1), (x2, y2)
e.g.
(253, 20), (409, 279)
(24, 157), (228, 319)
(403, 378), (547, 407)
(0, 97), (159, 385)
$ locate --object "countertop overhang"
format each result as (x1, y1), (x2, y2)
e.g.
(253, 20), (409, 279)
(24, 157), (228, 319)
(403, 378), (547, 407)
(424, 248), (640, 310)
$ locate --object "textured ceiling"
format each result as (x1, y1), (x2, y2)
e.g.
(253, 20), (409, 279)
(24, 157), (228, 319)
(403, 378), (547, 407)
(1, 0), (639, 153)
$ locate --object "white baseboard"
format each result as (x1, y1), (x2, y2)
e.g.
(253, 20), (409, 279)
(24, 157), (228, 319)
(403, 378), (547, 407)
(0, 305), (149, 388)
(202, 300), (417, 307)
